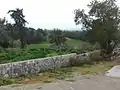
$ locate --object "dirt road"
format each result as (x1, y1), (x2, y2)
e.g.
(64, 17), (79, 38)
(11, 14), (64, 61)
(0, 75), (120, 90)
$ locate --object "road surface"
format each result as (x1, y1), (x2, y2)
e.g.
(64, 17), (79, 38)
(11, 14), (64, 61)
(0, 75), (120, 90)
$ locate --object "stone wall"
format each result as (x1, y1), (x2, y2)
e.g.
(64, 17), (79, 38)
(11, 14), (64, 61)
(0, 52), (92, 77)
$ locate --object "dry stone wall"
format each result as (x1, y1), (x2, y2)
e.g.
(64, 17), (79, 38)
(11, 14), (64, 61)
(0, 53), (91, 77)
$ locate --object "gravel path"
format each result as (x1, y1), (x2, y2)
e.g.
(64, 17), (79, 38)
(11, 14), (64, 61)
(0, 75), (120, 90)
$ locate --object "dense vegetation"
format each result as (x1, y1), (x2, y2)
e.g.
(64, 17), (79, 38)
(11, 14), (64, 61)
(74, 0), (120, 58)
(0, 0), (119, 63)
(0, 9), (94, 63)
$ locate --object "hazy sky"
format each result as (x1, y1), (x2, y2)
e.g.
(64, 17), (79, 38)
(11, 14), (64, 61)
(0, 0), (119, 30)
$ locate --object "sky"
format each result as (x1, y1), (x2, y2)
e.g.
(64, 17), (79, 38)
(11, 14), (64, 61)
(0, 0), (120, 30)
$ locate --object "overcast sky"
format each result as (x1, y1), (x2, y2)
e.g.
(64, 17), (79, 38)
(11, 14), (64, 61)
(0, 0), (120, 30)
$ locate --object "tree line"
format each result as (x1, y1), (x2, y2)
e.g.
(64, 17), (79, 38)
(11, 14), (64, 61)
(0, 8), (87, 48)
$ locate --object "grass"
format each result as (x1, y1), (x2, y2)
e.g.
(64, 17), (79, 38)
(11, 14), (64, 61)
(27, 39), (89, 50)
(66, 38), (92, 49)
(26, 41), (50, 49)
(0, 39), (92, 64)
(66, 39), (86, 44)
(1, 61), (115, 86)
(46, 52), (58, 57)
(0, 48), (47, 64)
(72, 61), (115, 75)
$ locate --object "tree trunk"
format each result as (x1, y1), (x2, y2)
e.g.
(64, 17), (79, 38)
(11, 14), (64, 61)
(20, 37), (25, 48)
(19, 26), (26, 48)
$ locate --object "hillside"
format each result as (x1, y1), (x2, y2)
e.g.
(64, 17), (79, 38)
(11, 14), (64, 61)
(27, 38), (91, 49)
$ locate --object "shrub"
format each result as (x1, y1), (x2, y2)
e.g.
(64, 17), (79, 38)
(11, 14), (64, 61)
(0, 47), (5, 53)
(0, 53), (8, 63)
(49, 44), (71, 54)
(0, 78), (13, 86)
(0, 48), (47, 63)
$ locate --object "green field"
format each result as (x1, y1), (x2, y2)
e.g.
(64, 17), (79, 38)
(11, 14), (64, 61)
(66, 38), (92, 49)
(66, 39), (86, 44)
(0, 39), (92, 64)
(27, 39), (90, 49)
(26, 41), (51, 49)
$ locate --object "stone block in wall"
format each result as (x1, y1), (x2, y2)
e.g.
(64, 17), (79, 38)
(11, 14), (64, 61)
(69, 53), (90, 66)
(88, 50), (102, 61)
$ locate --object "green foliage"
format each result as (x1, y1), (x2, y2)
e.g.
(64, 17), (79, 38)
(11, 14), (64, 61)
(74, 0), (120, 56)
(49, 44), (71, 55)
(49, 29), (66, 45)
(26, 28), (47, 45)
(0, 38), (93, 64)
(66, 38), (84, 43)
(66, 38), (93, 50)
(27, 41), (50, 49)
(0, 78), (14, 86)
(0, 48), (47, 63)
(8, 8), (27, 48)
(46, 52), (58, 57)
(0, 18), (12, 48)
(0, 47), (5, 53)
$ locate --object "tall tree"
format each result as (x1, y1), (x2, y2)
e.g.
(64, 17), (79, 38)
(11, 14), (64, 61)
(74, 0), (120, 57)
(8, 8), (27, 48)
(0, 18), (12, 48)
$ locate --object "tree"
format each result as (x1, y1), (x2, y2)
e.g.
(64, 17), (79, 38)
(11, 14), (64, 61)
(8, 8), (27, 48)
(0, 18), (12, 48)
(37, 28), (47, 41)
(25, 28), (46, 44)
(49, 29), (66, 45)
(74, 0), (120, 58)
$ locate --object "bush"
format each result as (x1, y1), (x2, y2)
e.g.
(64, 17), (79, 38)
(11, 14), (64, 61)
(0, 47), (5, 53)
(0, 53), (8, 63)
(49, 44), (71, 54)
(27, 48), (47, 58)
(46, 52), (58, 57)
(0, 48), (48, 63)
(0, 78), (13, 86)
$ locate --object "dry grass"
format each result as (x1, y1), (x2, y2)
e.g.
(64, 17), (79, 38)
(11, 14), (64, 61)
(72, 61), (115, 75)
